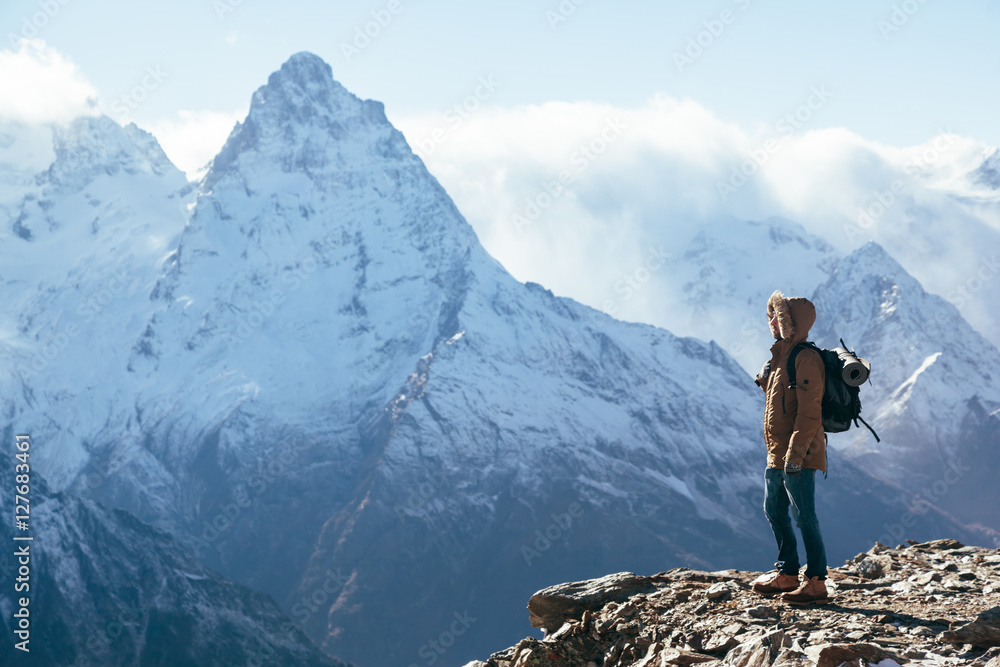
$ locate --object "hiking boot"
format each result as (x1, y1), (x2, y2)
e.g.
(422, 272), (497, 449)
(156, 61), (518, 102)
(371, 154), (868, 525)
(751, 570), (800, 595)
(780, 576), (829, 605)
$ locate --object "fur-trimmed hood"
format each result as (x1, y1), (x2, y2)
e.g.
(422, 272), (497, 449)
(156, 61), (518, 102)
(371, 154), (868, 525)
(767, 290), (816, 343)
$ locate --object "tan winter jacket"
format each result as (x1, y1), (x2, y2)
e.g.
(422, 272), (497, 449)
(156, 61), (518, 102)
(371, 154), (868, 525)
(756, 291), (827, 473)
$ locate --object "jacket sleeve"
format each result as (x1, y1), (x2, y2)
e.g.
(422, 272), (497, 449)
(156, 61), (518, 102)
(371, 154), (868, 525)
(785, 351), (825, 465)
(754, 360), (770, 392)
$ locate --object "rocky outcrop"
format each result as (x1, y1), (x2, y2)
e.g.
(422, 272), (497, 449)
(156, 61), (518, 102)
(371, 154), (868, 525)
(0, 455), (347, 667)
(465, 539), (1000, 667)
(942, 606), (1000, 650)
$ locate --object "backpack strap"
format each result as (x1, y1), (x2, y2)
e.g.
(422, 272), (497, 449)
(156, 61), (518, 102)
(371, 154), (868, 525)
(786, 341), (819, 389)
(855, 414), (881, 443)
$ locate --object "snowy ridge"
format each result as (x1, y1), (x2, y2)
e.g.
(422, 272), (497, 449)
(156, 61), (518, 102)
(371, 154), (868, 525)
(0, 112), (193, 488)
(811, 242), (1000, 527)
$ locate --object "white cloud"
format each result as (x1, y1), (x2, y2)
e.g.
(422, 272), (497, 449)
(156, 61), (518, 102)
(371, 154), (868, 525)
(390, 94), (1000, 348)
(390, 95), (746, 310)
(141, 109), (244, 181)
(0, 39), (100, 124)
(0, 39), (240, 182)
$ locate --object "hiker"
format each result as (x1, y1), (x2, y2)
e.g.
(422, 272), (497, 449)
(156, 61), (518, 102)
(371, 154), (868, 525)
(751, 290), (829, 605)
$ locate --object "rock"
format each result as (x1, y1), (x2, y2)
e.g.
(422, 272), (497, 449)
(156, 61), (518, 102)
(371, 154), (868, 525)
(747, 605), (778, 620)
(549, 619), (584, 640)
(942, 605), (1000, 648)
(656, 646), (719, 666)
(703, 632), (741, 653)
(869, 541), (891, 554)
(632, 643), (662, 667)
(471, 540), (1000, 667)
(771, 650), (814, 667)
(675, 588), (696, 603)
(723, 629), (789, 666)
(527, 572), (660, 630)
(855, 558), (884, 580)
(919, 538), (966, 551)
(969, 646), (1000, 666)
(806, 631), (828, 644)
(890, 580), (915, 594)
(706, 581), (741, 601)
(910, 571), (941, 585)
(805, 642), (904, 667)
(509, 635), (603, 666)
(944, 578), (976, 591)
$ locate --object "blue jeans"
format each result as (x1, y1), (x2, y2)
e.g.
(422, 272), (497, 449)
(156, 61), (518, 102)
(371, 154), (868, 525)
(763, 467), (827, 579)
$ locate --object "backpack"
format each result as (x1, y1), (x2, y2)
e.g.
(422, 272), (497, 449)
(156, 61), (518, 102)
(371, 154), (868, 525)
(787, 338), (880, 442)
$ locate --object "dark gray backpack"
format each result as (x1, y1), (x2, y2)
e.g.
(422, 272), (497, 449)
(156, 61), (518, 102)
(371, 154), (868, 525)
(787, 339), (879, 442)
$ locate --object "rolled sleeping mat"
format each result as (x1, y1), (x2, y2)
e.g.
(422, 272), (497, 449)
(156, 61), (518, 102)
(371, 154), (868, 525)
(833, 347), (871, 386)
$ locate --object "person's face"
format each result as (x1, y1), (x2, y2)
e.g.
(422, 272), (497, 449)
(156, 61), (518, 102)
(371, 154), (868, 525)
(768, 311), (780, 339)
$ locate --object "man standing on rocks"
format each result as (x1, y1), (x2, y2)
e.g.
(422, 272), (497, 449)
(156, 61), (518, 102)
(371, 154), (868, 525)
(751, 290), (830, 605)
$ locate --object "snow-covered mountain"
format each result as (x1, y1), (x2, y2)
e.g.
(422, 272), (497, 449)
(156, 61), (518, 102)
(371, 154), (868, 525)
(972, 146), (1000, 189)
(0, 52), (993, 667)
(654, 216), (841, 372)
(863, 151), (1000, 353)
(0, 113), (194, 487)
(0, 445), (345, 667)
(810, 242), (1000, 531)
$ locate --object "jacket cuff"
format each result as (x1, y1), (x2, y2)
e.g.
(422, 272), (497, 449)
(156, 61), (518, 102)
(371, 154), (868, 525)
(783, 452), (804, 466)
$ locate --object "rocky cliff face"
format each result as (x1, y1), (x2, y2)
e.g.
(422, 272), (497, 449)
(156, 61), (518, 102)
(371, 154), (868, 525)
(972, 148), (1000, 189)
(467, 539), (1000, 667)
(0, 444), (347, 667)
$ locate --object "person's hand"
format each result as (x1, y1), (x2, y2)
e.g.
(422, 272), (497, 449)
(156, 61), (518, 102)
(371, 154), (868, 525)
(784, 461), (802, 476)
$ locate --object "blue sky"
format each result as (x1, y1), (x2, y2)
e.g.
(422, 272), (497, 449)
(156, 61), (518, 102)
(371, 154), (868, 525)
(2, 0), (998, 152)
